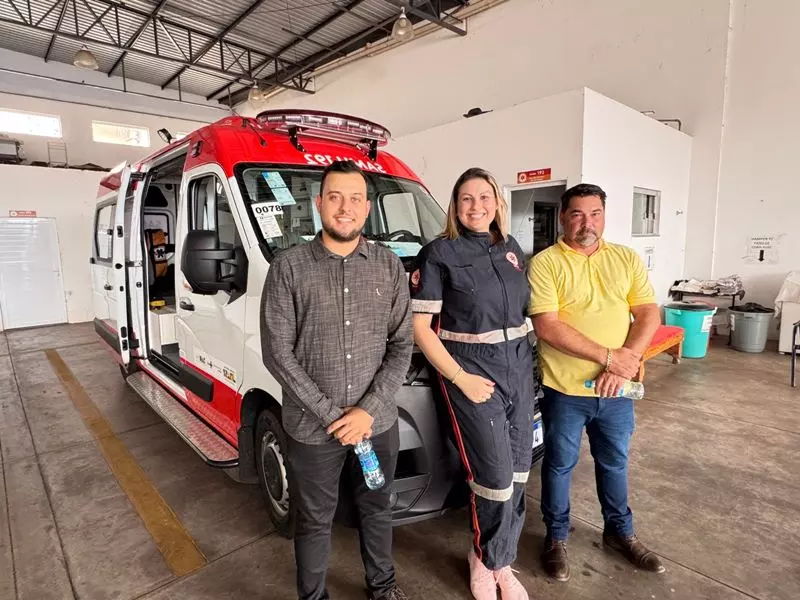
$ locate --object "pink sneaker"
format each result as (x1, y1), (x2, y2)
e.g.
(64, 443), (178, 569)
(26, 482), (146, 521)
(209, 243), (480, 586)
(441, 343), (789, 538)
(495, 566), (529, 600)
(468, 549), (498, 600)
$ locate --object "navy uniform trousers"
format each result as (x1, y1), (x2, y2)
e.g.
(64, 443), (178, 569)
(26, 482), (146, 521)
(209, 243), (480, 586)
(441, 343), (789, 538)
(440, 337), (535, 570)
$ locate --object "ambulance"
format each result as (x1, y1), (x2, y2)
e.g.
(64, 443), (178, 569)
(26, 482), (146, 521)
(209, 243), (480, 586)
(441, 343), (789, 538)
(90, 110), (544, 536)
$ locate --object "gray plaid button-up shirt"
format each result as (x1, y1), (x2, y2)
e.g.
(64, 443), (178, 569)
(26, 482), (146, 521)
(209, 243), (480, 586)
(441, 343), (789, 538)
(260, 234), (413, 444)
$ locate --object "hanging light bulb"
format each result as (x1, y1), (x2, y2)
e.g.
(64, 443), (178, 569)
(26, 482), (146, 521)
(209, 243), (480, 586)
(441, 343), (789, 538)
(73, 45), (99, 70)
(391, 7), (414, 41)
(248, 83), (265, 107)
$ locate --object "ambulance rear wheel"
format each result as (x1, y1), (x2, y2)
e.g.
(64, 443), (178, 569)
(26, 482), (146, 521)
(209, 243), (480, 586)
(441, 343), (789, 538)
(256, 409), (294, 539)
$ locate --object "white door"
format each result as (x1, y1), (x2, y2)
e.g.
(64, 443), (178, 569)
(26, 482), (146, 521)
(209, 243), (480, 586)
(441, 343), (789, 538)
(0, 218), (68, 329)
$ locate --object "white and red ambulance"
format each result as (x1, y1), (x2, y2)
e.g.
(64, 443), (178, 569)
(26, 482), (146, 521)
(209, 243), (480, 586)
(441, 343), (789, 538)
(90, 110), (543, 536)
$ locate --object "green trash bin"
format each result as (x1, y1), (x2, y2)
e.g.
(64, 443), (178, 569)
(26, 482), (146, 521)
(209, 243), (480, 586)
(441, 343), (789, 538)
(664, 302), (717, 358)
(730, 304), (774, 353)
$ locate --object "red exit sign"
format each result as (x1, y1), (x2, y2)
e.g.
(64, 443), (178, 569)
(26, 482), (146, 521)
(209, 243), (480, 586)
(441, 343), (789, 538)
(516, 168), (551, 184)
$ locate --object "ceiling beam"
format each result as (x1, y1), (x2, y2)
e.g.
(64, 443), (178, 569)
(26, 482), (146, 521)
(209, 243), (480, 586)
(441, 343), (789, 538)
(218, 0), (469, 105)
(205, 0), (374, 102)
(279, 27), (347, 57)
(0, 13), (313, 95)
(226, 13), (397, 104)
(107, 0), (169, 76)
(382, 0), (466, 36)
(40, 0), (294, 74)
(160, 0), (269, 89)
(77, 0), (115, 44)
(5, 0), (29, 25)
(43, 0), (70, 62)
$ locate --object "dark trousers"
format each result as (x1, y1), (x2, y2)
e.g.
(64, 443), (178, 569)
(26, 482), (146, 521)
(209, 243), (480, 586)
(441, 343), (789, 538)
(540, 386), (636, 541)
(287, 421), (399, 600)
(441, 338), (535, 570)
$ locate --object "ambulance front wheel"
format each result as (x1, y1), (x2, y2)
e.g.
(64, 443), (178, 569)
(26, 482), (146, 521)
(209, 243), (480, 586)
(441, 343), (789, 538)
(256, 408), (295, 539)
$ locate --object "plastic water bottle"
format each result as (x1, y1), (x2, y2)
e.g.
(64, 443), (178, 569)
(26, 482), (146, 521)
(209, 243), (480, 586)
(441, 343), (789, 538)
(354, 439), (385, 490)
(585, 379), (645, 400)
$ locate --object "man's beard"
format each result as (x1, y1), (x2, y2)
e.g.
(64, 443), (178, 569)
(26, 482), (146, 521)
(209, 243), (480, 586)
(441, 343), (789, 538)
(574, 228), (598, 247)
(322, 222), (362, 243)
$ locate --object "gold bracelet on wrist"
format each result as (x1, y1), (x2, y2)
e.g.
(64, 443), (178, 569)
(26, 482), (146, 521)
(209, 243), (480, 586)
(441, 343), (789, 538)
(605, 348), (613, 372)
(451, 366), (464, 384)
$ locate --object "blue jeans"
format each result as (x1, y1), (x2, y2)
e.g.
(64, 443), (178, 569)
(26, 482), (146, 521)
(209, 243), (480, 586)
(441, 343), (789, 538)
(540, 386), (635, 541)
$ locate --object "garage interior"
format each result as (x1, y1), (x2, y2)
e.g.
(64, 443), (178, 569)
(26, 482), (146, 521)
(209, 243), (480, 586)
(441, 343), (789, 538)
(1, 0), (799, 599)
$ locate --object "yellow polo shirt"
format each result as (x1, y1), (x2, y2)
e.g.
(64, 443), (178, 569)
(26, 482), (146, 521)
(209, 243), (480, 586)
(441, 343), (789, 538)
(527, 238), (656, 396)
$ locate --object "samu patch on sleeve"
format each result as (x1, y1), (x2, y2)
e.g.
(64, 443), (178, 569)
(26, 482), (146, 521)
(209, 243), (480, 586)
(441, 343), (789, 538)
(410, 268), (421, 291)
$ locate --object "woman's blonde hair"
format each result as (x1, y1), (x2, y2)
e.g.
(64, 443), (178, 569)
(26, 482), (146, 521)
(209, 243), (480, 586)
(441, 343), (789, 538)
(442, 167), (509, 242)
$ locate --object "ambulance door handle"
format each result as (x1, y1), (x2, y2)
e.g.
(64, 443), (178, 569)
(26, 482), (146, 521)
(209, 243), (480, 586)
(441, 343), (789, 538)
(104, 284), (113, 291)
(179, 298), (195, 311)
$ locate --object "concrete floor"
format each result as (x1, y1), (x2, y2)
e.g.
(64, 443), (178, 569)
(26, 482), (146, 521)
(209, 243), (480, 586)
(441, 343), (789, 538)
(0, 323), (798, 600)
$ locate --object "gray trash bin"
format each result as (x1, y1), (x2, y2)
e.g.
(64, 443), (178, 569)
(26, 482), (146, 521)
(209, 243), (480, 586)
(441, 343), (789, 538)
(730, 304), (774, 353)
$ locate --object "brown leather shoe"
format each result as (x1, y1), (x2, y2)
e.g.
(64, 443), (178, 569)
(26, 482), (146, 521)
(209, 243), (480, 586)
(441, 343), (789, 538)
(603, 534), (665, 573)
(541, 537), (570, 582)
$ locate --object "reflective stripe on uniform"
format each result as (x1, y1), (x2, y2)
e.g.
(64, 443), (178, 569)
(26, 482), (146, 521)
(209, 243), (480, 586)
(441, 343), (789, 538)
(411, 299), (443, 314)
(468, 480), (514, 502)
(513, 472), (529, 484)
(439, 318), (532, 344)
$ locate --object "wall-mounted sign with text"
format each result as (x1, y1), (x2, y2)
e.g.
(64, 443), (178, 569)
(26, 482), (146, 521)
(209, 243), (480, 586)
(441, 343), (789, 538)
(516, 168), (552, 184)
(745, 235), (780, 264)
(8, 210), (37, 217)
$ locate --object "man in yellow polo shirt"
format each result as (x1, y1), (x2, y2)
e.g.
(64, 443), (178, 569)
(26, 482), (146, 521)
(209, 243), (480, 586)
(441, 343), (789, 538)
(527, 183), (662, 582)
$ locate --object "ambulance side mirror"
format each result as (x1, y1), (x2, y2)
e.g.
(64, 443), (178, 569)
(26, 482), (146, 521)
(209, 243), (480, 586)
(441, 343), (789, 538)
(182, 230), (237, 294)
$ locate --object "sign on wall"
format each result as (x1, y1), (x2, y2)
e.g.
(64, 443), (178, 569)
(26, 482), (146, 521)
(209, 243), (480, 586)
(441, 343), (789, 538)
(745, 235), (779, 264)
(8, 210), (37, 217)
(516, 168), (551, 184)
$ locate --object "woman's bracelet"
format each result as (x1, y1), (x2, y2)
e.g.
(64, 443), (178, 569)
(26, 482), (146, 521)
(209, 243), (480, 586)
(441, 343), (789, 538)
(605, 348), (613, 372)
(451, 366), (464, 384)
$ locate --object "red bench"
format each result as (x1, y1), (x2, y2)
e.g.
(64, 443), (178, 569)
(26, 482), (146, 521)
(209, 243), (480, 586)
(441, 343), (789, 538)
(635, 325), (684, 382)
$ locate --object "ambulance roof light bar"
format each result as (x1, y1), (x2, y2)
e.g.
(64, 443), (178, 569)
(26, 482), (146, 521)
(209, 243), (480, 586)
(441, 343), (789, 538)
(255, 110), (391, 152)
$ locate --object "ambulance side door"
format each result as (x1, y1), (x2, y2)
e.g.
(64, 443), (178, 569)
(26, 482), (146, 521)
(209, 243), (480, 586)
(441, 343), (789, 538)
(174, 165), (248, 445)
(93, 165), (143, 364)
(91, 198), (115, 324)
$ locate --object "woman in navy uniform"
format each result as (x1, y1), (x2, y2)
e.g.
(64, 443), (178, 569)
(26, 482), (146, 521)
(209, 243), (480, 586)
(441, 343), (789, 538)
(411, 168), (536, 600)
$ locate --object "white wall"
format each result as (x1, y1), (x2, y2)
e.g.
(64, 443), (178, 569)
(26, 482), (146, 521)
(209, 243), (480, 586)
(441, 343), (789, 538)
(0, 165), (104, 329)
(0, 48), (227, 122)
(257, 0), (731, 282)
(713, 0), (800, 316)
(389, 89), (585, 208)
(0, 47), (228, 167)
(581, 90), (693, 304)
(0, 91), (213, 168)
(390, 88), (692, 306)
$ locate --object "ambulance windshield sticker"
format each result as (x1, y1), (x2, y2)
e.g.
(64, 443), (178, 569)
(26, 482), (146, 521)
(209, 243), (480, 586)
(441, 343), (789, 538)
(263, 172), (297, 206)
(252, 202), (284, 239)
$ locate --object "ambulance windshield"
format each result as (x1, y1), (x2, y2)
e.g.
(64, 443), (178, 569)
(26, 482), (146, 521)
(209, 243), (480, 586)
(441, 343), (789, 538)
(236, 166), (445, 263)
